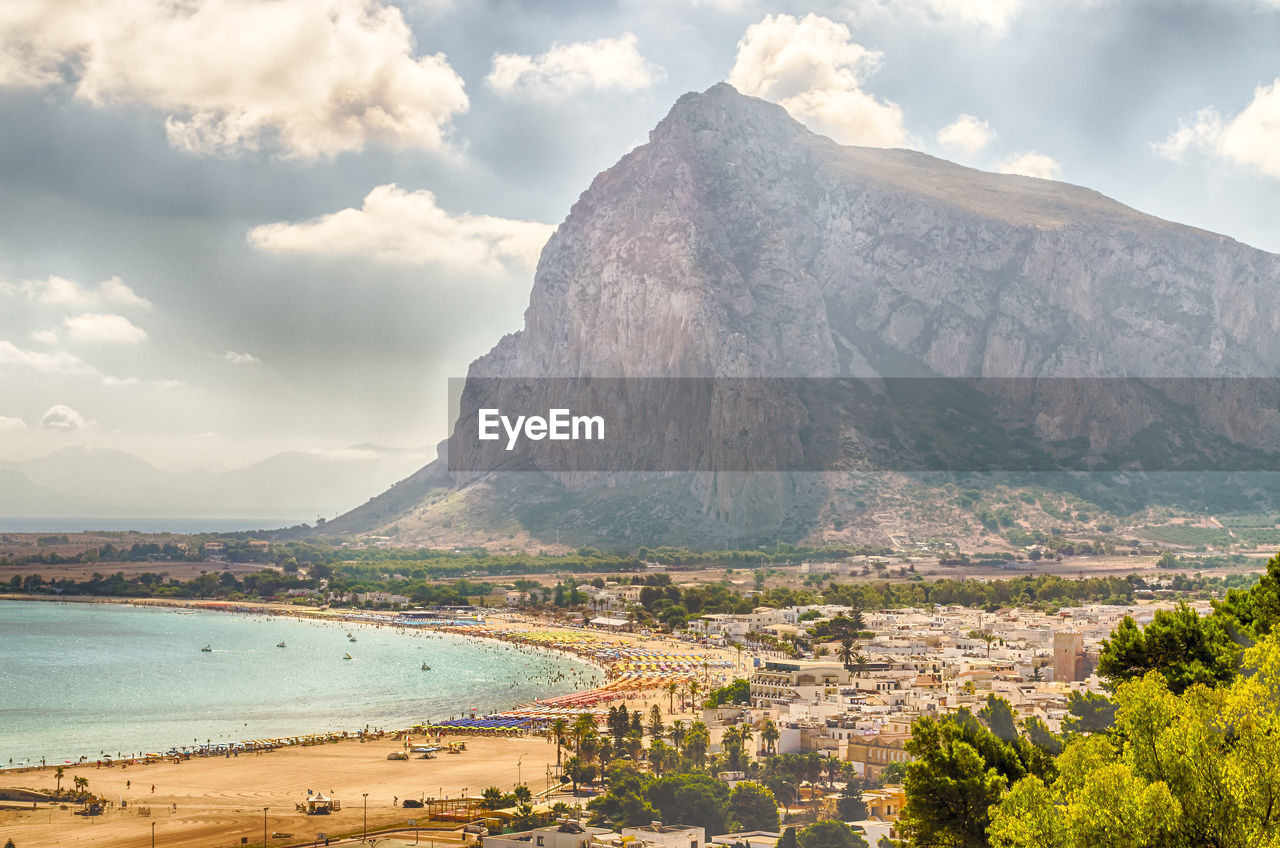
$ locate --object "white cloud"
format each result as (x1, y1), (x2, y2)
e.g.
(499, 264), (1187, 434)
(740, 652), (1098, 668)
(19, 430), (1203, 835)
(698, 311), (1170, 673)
(41, 404), (88, 432)
(15, 275), (152, 310)
(936, 114), (997, 154)
(247, 184), (555, 273)
(995, 151), (1062, 180)
(1155, 79), (1280, 179)
(0, 340), (97, 375)
(487, 33), (662, 100)
(0, 415), (27, 431)
(727, 14), (907, 148)
(0, 0), (468, 159)
(63, 313), (148, 344)
(224, 351), (261, 366)
(29, 329), (59, 344)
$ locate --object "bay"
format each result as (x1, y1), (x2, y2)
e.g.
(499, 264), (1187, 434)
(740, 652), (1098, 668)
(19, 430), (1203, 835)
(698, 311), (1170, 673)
(0, 600), (599, 766)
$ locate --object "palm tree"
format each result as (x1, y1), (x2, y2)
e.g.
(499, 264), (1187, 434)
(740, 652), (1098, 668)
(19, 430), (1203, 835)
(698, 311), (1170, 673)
(72, 775), (89, 799)
(853, 651), (870, 678)
(54, 766), (65, 795)
(513, 784), (533, 805)
(968, 629), (997, 658)
(666, 681), (680, 714)
(670, 720), (687, 755)
(688, 680), (701, 711)
(761, 718), (779, 754)
(684, 722), (710, 766)
(822, 754), (843, 788)
(481, 786), (505, 809)
(551, 718), (569, 766)
(571, 713), (596, 753)
(838, 637), (855, 671)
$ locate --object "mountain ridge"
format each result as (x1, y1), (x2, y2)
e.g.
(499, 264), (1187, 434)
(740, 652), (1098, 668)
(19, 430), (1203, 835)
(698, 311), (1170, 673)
(319, 83), (1280, 547)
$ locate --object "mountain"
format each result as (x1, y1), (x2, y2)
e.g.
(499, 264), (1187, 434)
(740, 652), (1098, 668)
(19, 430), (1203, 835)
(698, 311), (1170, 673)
(320, 83), (1280, 548)
(0, 445), (428, 522)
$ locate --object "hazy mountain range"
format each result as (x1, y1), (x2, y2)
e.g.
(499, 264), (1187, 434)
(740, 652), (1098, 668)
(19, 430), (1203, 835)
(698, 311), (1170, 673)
(0, 445), (429, 523)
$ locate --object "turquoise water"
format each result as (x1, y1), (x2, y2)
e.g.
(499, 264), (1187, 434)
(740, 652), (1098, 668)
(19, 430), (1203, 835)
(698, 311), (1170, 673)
(0, 601), (600, 767)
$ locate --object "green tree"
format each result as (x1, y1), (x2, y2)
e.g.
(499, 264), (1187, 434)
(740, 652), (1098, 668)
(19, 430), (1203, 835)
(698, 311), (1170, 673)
(564, 756), (595, 795)
(512, 802), (539, 830)
(648, 773), (731, 834)
(684, 721), (711, 767)
(898, 709), (1050, 848)
(1097, 603), (1237, 694)
(587, 762), (656, 828)
(839, 637), (855, 671)
(551, 717), (570, 767)
(778, 827), (799, 848)
(481, 786), (506, 809)
(761, 719), (780, 754)
(991, 630), (1280, 848)
(648, 704), (665, 738)
(729, 781), (781, 831)
(835, 777), (868, 822)
(1062, 691), (1117, 735)
(798, 821), (868, 848)
(706, 679), (751, 707)
(513, 784), (533, 805)
(1214, 550), (1280, 639)
(979, 695), (1020, 744)
(1022, 717), (1063, 756)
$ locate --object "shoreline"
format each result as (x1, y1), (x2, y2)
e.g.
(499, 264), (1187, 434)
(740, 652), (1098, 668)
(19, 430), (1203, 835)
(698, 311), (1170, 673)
(0, 596), (730, 775)
(0, 597), (615, 773)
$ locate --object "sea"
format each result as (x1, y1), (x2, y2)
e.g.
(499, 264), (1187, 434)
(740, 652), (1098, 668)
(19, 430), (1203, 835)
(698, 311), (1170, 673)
(0, 600), (600, 767)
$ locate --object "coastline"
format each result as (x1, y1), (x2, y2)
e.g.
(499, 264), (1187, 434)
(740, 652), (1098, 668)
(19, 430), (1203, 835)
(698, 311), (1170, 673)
(0, 598), (610, 772)
(0, 599), (737, 848)
(0, 596), (732, 775)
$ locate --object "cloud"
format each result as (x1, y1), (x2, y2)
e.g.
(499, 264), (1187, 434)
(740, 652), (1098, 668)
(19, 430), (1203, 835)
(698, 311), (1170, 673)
(224, 351), (260, 366)
(0, 415), (26, 431)
(63, 313), (148, 344)
(29, 329), (59, 344)
(0, 0), (469, 160)
(0, 340), (98, 375)
(1155, 79), (1280, 179)
(844, 0), (1024, 35)
(15, 275), (152, 310)
(41, 404), (88, 432)
(487, 33), (663, 99)
(936, 114), (997, 154)
(247, 184), (555, 273)
(995, 151), (1062, 179)
(727, 14), (907, 148)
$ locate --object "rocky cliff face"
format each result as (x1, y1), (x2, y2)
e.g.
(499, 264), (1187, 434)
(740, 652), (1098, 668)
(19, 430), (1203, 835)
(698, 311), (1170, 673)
(323, 84), (1280, 546)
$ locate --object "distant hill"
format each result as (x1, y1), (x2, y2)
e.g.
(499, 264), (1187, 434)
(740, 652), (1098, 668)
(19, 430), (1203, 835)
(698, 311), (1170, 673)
(0, 445), (429, 522)
(320, 83), (1280, 549)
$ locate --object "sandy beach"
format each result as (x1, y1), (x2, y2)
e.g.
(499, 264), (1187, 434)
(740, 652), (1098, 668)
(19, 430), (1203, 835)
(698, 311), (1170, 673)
(0, 602), (740, 848)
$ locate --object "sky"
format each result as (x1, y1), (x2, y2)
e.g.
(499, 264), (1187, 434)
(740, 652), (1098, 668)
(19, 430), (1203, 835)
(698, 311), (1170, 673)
(0, 0), (1278, 474)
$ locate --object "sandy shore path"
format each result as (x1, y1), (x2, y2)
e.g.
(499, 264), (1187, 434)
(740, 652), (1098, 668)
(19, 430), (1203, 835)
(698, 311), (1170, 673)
(0, 678), (732, 848)
(0, 732), (566, 848)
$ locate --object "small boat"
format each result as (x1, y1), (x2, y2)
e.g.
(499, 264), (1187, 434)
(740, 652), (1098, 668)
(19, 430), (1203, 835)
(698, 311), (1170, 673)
(343, 653), (352, 660)
(276, 642), (287, 648)
(201, 645), (212, 652)
(421, 663), (431, 671)
(349, 637), (357, 643)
